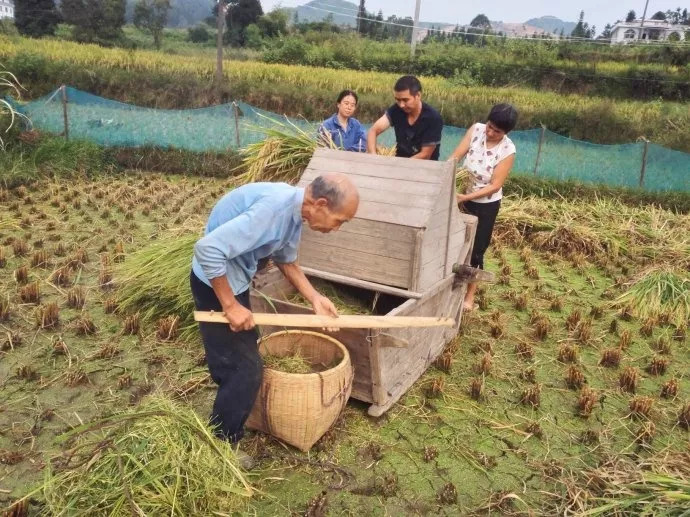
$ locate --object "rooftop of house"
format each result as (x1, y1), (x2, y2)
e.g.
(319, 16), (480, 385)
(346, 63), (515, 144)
(612, 19), (682, 29)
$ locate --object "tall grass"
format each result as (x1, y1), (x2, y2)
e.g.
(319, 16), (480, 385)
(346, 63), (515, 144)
(0, 135), (114, 187)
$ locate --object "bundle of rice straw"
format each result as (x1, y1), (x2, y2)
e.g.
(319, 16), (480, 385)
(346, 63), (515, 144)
(116, 232), (198, 342)
(237, 115), (334, 185)
(615, 267), (690, 327)
(23, 396), (252, 516)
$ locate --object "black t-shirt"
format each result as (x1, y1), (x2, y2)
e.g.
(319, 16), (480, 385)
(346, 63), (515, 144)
(385, 102), (443, 160)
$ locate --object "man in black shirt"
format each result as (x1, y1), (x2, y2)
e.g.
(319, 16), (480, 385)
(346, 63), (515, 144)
(367, 75), (443, 160)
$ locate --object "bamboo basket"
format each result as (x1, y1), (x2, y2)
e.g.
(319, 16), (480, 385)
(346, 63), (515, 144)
(246, 330), (353, 451)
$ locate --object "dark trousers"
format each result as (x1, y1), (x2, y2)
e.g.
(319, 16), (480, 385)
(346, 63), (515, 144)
(463, 199), (501, 270)
(189, 271), (263, 443)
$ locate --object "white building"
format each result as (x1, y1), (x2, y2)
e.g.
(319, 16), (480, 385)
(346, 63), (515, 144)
(610, 19), (686, 44)
(0, 0), (14, 20)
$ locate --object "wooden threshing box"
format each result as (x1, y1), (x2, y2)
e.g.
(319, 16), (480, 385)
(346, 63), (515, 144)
(251, 149), (477, 416)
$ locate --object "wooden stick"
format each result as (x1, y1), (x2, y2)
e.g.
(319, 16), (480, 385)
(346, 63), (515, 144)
(194, 311), (455, 329)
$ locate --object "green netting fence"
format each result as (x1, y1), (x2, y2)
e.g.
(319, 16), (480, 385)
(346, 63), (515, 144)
(8, 86), (689, 193)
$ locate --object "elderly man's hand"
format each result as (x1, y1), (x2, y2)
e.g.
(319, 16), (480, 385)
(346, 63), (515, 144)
(311, 294), (340, 332)
(223, 302), (255, 332)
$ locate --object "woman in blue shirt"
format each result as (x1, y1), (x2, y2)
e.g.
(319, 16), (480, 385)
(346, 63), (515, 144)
(319, 89), (367, 152)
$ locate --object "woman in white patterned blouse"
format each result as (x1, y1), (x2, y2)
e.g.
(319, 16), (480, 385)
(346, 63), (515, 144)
(448, 104), (518, 311)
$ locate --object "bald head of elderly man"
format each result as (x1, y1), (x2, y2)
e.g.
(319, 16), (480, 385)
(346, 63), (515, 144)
(190, 173), (358, 459)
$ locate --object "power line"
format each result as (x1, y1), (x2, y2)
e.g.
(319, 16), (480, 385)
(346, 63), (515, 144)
(303, 3), (690, 47)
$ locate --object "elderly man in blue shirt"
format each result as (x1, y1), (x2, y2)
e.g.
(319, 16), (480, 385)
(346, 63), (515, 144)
(191, 172), (359, 464)
(319, 89), (368, 152)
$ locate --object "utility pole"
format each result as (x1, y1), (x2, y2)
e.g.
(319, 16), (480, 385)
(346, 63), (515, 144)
(639, 0), (650, 40)
(216, 0), (226, 95)
(410, 0), (421, 58)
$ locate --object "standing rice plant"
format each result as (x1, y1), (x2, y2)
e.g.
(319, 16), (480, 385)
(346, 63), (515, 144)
(116, 232), (199, 343)
(614, 268), (690, 328)
(18, 396), (251, 515)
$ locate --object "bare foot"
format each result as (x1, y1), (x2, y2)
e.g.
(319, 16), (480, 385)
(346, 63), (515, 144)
(463, 301), (478, 312)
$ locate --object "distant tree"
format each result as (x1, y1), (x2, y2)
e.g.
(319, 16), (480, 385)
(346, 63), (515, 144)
(683, 8), (689, 24)
(470, 14), (491, 29)
(133, 0), (171, 49)
(665, 8), (682, 24)
(61, 0), (127, 43)
(357, 0), (366, 34)
(15, 0), (60, 37)
(292, 10), (299, 26)
(257, 9), (289, 38)
(650, 11), (666, 21)
(599, 23), (613, 39)
(225, 0), (263, 46)
(625, 10), (636, 22)
(244, 23), (263, 48)
(188, 24), (211, 43)
(570, 11), (594, 38)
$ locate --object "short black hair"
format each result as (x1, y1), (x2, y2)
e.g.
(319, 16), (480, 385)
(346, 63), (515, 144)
(337, 89), (358, 104)
(487, 103), (518, 133)
(394, 75), (422, 95)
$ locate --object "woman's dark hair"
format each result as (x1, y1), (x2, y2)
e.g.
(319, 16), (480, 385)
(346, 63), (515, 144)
(394, 75), (422, 95)
(337, 89), (358, 104)
(487, 103), (518, 133)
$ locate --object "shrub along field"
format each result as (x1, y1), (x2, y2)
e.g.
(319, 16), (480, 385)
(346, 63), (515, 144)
(0, 160), (688, 514)
(2, 35), (690, 152)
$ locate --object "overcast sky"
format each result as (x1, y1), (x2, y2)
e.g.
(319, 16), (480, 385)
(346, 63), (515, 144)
(261, 1), (687, 33)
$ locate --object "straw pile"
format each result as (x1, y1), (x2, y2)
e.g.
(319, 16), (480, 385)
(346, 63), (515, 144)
(28, 396), (252, 516)
(287, 279), (374, 315)
(263, 349), (339, 374)
(615, 268), (690, 327)
(557, 451), (690, 515)
(496, 195), (689, 267)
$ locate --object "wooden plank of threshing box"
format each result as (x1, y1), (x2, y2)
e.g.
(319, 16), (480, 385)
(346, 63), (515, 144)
(300, 219), (419, 289)
(367, 275), (462, 416)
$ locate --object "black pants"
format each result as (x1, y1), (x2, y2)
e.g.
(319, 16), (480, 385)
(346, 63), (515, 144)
(463, 199), (501, 270)
(189, 271), (263, 443)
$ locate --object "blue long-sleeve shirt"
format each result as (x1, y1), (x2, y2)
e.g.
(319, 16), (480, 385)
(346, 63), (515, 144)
(319, 114), (367, 152)
(192, 183), (305, 295)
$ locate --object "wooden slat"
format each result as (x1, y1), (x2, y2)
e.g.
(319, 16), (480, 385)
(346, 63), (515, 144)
(301, 227), (414, 261)
(299, 171), (443, 197)
(313, 148), (449, 173)
(328, 218), (416, 244)
(347, 202), (431, 227)
(299, 245), (410, 288)
(305, 157), (444, 185)
(443, 172), (454, 277)
(409, 229), (423, 292)
(299, 176), (439, 210)
(300, 266), (422, 299)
